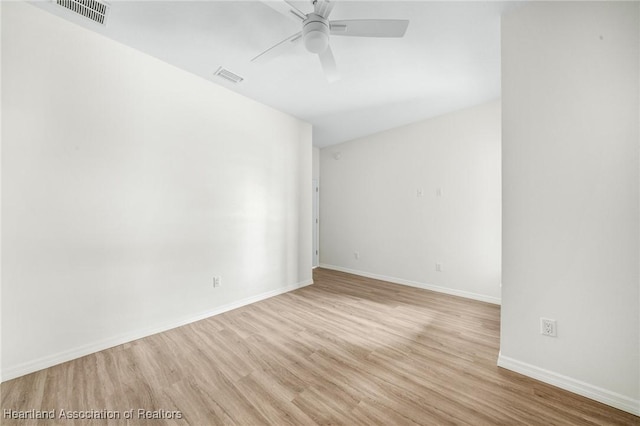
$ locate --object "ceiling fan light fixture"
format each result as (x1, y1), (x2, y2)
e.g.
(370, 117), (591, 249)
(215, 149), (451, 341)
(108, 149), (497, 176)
(303, 14), (330, 54)
(253, 1), (410, 82)
(305, 31), (328, 54)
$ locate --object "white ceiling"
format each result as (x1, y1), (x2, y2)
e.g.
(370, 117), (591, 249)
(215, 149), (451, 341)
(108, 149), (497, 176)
(31, 0), (512, 147)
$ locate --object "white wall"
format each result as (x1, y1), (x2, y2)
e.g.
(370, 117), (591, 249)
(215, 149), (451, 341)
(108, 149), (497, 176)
(320, 101), (501, 304)
(500, 2), (639, 414)
(0, 0), (4, 382)
(312, 147), (320, 182)
(1, 2), (312, 381)
(312, 147), (320, 267)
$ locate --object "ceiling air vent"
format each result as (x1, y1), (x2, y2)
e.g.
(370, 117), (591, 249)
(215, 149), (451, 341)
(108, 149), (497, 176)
(55, 0), (110, 25)
(214, 67), (244, 84)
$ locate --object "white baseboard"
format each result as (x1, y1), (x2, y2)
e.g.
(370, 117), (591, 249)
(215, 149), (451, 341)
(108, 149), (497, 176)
(498, 352), (640, 416)
(1, 279), (313, 383)
(319, 264), (501, 305)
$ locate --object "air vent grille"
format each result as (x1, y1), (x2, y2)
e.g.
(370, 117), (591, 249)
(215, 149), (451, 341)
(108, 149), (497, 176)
(214, 67), (244, 84)
(55, 0), (110, 25)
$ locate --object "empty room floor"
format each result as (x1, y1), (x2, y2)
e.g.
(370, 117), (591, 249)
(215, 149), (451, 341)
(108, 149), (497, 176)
(1, 268), (637, 425)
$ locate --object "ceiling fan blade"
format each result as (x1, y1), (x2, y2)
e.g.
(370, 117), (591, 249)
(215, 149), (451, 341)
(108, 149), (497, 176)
(318, 46), (339, 82)
(330, 19), (409, 38)
(252, 32), (302, 63)
(260, 0), (306, 22)
(314, 0), (336, 19)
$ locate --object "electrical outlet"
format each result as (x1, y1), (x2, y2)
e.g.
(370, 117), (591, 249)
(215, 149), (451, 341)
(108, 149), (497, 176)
(435, 263), (442, 272)
(213, 276), (221, 288)
(540, 318), (557, 337)
(354, 252), (360, 260)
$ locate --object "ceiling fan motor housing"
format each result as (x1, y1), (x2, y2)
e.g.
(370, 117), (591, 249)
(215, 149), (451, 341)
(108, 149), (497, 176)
(303, 14), (330, 54)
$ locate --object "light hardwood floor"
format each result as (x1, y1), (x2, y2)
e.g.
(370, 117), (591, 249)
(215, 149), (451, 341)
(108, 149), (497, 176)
(2, 268), (638, 425)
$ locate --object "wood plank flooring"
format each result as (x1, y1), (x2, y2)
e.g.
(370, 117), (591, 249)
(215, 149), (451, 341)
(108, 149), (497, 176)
(2, 268), (638, 425)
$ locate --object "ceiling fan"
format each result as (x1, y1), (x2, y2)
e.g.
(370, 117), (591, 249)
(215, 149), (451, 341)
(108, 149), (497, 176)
(252, 0), (410, 82)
